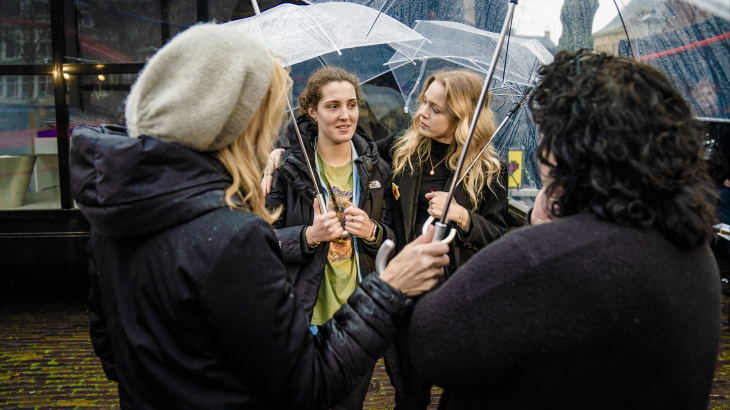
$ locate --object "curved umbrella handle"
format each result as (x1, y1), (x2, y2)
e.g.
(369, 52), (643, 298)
(422, 216), (457, 244)
(375, 239), (396, 276)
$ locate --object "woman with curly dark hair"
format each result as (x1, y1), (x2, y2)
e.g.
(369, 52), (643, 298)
(405, 50), (722, 409)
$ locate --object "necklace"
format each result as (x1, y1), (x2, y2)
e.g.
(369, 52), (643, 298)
(428, 154), (448, 175)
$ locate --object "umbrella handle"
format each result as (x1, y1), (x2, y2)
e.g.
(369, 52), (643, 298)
(375, 239), (396, 276)
(317, 193), (349, 237)
(422, 216), (456, 244)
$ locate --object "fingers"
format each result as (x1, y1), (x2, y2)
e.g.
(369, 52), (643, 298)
(313, 198), (322, 216)
(261, 175), (273, 195)
(410, 225), (435, 245)
(342, 202), (364, 216)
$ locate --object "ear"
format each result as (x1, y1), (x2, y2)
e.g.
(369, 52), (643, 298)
(308, 106), (317, 122)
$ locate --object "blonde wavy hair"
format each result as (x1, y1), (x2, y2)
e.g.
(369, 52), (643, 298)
(213, 56), (290, 224)
(391, 70), (502, 209)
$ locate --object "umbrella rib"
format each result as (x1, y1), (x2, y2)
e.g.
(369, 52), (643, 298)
(366, 0), (391, 39)
(300, 8), (342, 55)
(613, 0), (636, 59)
(404, 59), (429, 113)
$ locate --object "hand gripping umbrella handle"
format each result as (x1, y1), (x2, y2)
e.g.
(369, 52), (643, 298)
(422, 216), (457, 244)
(315, 193), (328, 215)
(375, 239), (396, 276)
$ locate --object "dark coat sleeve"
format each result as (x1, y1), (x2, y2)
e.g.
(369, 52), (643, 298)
(198, 219), (411, 410)
(375, 132), (398, 166)
(455, 165), (508, 253)
(267, 168), (314, 263)
(87, 232), (118, 382)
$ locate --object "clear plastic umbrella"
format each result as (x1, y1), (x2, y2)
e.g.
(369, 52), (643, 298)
(384, 21), (552, 206)
(225, 2), (427, 98)
(386, 20), (552, 114)
(305, 0), (729, 207)
(225, 2), (425, 218)
(613, 0), (730, 122)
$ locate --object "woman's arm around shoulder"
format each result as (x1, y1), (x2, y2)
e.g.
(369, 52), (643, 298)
(375, 131), (406, 167)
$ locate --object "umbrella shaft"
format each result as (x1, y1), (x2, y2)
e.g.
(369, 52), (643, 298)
(456, 115), (509, 188)
(456, 87), (531, 188)
(285, 98), (328, 215)
(439, 0), (518, 225)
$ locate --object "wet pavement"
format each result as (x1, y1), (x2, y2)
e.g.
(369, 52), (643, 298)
(1, 263), (727, 410)
(0, 272), (441, 410)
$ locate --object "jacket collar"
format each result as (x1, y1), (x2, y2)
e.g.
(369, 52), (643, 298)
(280, 115), (379, 199)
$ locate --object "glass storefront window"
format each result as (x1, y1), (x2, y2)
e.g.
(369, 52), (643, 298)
(68, 0), (197, 64)
(0, 1), (52, 65)
(65, 72), (135, 129)
(0, 75), (60, 209)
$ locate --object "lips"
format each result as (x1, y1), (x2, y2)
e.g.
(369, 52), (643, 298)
(420, 121), (428, 129)
(336, 125), (351, 131)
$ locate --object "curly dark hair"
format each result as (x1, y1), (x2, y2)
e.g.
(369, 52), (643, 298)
(529, 49), (717, 248)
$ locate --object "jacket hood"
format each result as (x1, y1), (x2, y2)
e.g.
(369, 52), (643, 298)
(70, 125), (231, 238)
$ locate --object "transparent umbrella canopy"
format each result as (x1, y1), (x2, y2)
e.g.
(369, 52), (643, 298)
(225, 2), (426, 98)
(307, 0), (729, 207)
(613, 0), (730, 122)
(386, 20), (553, 114)
(382, 21), (553, 202)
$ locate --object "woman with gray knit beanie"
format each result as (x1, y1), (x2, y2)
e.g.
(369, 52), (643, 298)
(69, 23), (448, 410)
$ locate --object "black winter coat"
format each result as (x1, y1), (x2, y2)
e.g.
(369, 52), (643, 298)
(70, 125), (412, 410)
(266, 116), (395, 318)
(376, 132), (508, 272)
(409, 213), (721, 409)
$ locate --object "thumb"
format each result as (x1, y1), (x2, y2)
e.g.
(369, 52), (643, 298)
(410, 224), (435, 245)
(313, 197), (322, 216)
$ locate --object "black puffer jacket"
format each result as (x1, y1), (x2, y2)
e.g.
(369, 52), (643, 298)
(71, 125), (412, 410)
(266, 116), (395, 318)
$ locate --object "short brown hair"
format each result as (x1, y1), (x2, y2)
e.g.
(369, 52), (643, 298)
(297, 67), (362, 118)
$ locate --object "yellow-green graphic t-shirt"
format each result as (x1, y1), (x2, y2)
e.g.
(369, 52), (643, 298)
(310, 156), (358, 326)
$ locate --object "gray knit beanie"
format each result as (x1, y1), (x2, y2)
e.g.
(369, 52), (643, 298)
(125, 23), (273, 152)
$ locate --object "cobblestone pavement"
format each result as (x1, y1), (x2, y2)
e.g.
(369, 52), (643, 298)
(0, 274), (440, 410)
(1, 270), (727, 410)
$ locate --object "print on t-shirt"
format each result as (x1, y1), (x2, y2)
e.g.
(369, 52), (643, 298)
(326, 185), (353, 263)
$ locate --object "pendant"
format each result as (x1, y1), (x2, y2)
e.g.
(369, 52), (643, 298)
(430, 170), (435, 175)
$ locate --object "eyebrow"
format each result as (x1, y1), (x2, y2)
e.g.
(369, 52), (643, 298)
(323, 98), (358, 104)
(423, 96), (443, 110)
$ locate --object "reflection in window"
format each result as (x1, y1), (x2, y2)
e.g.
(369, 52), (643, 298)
(66, 73), (136, 130)
(0, 75), (60, 209)
(69, 0), (197, 64)
(0, 1), (52, 65)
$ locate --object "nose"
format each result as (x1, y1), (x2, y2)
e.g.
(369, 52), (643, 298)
(419, 104), (429, 118)
(338, 107), (350, 120)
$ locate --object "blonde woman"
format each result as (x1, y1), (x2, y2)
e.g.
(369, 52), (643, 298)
(375, 70), (508, 409)
(69, 24), (448, 410)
